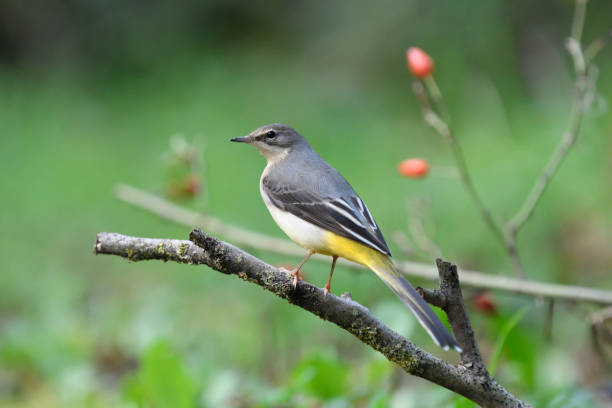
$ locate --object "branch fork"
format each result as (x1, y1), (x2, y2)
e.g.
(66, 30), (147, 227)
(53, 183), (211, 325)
(94, 229), (529, 407)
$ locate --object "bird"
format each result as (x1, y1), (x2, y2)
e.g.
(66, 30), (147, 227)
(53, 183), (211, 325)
(230, 123), (461, 352)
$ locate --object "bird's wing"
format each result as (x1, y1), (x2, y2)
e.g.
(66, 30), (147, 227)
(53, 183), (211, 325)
(262, 177), (391, 255)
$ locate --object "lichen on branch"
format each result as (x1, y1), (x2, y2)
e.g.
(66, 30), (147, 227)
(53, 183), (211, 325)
(94, 229), (529, 407)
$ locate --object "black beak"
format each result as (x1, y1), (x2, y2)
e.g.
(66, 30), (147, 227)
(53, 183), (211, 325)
(230, 136), (250, 143)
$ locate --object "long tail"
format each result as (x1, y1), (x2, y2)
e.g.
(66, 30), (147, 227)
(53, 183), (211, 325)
(368, 255), (461, 352)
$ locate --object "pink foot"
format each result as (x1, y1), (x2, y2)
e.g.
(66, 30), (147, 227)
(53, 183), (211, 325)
(292, 273), (299, 288)
(279, 266), (302, 288)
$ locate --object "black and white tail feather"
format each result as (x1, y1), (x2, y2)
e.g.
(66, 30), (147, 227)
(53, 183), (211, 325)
(369, 256), (462, 352)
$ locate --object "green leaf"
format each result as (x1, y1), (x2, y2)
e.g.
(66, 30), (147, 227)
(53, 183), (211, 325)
(123, 340), (199, 408)
(544, 387), (598, 408)
(289, 350), (349, 400)
(368, 390), (390, 408)
(488, 306), (530, 376)
(364, 358), (393, 387)
(448, 395), (478, 408)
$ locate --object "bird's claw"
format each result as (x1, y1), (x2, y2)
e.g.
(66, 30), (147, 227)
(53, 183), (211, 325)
(279, 267), (302, 288)
(292, 274), (299, 288)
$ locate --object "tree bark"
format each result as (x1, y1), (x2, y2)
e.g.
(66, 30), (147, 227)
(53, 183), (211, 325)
(94, 229), (529, 407)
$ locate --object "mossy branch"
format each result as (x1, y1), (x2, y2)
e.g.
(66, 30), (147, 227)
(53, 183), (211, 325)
(94, 229), (529, 407)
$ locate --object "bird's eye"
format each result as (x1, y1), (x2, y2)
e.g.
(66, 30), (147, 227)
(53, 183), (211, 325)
(265, 130), (277, 138)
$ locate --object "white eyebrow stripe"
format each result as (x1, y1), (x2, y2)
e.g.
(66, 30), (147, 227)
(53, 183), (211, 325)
(324, 201), (363, 227)
(338, 224), (388, 254)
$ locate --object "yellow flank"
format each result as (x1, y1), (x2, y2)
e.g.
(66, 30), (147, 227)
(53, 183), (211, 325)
(324, 230), (433, 329)
(322, 230), (390, 270)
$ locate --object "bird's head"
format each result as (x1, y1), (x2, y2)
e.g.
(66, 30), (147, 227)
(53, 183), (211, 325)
(230, 123), (307, 162)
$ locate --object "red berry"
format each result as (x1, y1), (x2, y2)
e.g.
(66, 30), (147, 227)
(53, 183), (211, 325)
(406, 47), (434, 79)
(397, 158), (429, 178)
(184, 174), (201, 196)
(473, 291), (497, 314)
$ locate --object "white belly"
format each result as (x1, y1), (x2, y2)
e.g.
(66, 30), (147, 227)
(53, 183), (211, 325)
(260, 184), (327, 251)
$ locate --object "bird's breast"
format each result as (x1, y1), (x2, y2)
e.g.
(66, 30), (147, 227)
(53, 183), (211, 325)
(260, 181), (327, 252)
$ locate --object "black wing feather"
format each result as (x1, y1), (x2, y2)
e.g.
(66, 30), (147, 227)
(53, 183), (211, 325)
(263, 178), (391, 255)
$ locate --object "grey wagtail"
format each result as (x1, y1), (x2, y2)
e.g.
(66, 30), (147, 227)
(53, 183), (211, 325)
(231, 123), (460, 351)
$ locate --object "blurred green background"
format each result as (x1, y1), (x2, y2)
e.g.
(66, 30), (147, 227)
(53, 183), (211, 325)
(1, 1), (611, 407)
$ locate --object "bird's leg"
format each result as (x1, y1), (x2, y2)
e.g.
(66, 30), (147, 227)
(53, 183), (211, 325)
(281, 249), (315, 287)
(323, 256), (338, 297)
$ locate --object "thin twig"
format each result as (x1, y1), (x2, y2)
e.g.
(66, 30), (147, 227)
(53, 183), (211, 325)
(506, 0), (590, 249)
(115, 184), (612, 305)
(589, 306), (612, 364)
(416, 286), (446, 309)
(570, 0), (587, 44)
(545, 300), (555, 342)
(94, 230), (529, 407)
(403, 260), (612, 305)
(391, 230), (416, 258)
(412, 82), (524, 277)
(116, 184), (299, 256)
(584, 28), (612, 64)
(423, 76), (451, 123)
(407, 198), (442, 258)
